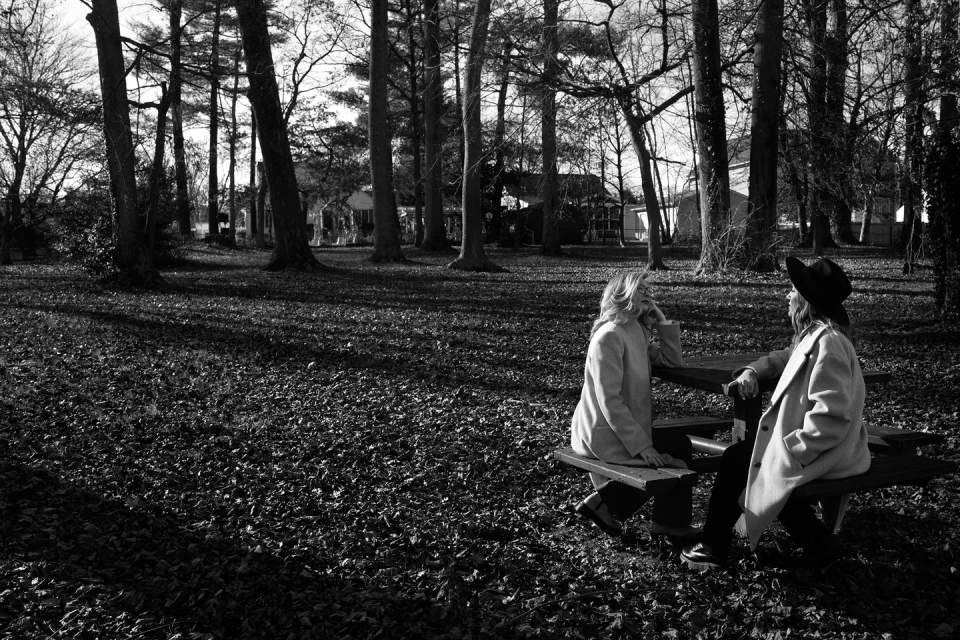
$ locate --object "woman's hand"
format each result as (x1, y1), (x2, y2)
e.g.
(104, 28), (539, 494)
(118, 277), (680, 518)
(735, 369), (759, 399)
(638, 446), (666, 467)
(647, 302), (667, 324)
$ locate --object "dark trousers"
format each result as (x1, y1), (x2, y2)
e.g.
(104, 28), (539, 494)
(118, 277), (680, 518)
(700, 437), (828, 554)
(596, 430), (693, 527)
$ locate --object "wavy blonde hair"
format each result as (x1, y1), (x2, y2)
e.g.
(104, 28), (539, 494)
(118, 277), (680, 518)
(591, 271), (655, 336)
(791, 292), (855, 347)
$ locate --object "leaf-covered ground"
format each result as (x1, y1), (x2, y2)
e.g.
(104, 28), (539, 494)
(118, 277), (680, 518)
(1, 243), (957, 639)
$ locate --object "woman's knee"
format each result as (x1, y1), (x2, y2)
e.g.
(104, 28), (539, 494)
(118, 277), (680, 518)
(718, 439), (752, 473)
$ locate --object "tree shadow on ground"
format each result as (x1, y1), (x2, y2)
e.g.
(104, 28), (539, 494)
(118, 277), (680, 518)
(0, 456), (466, 639)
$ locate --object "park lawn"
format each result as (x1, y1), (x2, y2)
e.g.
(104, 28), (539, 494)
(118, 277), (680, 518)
(0, 243), (958, 639)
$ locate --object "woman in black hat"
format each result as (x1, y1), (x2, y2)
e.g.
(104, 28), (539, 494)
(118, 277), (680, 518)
(681, 257), (870, 571)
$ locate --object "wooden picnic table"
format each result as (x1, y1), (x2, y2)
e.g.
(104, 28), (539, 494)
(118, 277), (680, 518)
(652, 353), (893, 442)
(558, 353), (955, 535)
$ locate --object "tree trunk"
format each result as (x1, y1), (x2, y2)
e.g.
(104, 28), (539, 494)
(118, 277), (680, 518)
(257, 160), (267, 240)
(491, 42), (510, 244)
(513, 95), (528, 251)
(745, 0), (783, 271)
(87, 0), (157, 283)
(145, 83), (172, 260)
(453, 0), (464, 200)
(540, 0), (561, 255)
(825, 0), (853, 243)
(804, 0), (835, 255)
(207, 1), (221, 236)
(228, 47), (240, 243)
(925, 0), (960, 314)
(368, 0), (405, 263)
(420, 0), (449, 251)
(406, 0), (424, 248)
(448, 0), (502, 272)
(169, 0), (191, 238)
(859, 196), (873, 244)
(691, 0), (732, 274)
(650, 128), (672, 245)
(901, 0), (924, 251)
(0, 185), (22, 265)
(622, 105), (666, 270)
(249, 112), (264, 248)
(234, 0), (321, 270)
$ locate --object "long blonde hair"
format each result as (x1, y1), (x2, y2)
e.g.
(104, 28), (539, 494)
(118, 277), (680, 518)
(791, 293), (855, 348)
(591, 271), (655, 336)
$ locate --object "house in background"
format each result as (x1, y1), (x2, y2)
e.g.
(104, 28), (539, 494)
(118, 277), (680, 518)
(504, 173), (650, 244)
(396, 202), (463, 244)
(674, 134), (900, 246)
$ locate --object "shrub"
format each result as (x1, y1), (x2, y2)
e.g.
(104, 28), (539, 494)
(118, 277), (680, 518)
(51, 184), (116, 275)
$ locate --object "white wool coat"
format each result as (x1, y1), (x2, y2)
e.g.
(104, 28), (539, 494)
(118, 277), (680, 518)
(738, 326), (870, 549)
(570, 320), (683, 463)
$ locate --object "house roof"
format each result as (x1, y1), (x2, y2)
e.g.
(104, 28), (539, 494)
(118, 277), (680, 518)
(507, 173), (615, 202)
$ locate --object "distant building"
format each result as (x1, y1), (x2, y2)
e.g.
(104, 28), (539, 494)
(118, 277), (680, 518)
(675, 134), (900, 245)
(504, 173), (652, 244)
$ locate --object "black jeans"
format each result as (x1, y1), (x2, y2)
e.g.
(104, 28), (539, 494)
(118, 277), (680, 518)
(700, 436), (828, 554)
(596, 430), (693, 527)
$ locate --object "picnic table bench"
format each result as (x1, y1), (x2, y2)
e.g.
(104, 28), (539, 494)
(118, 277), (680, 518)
(555, 353), (957, 534)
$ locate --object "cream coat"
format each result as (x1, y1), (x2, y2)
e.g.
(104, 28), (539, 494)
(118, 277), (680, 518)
(739, 326), (870, 549)
(570, 320), (683, 463)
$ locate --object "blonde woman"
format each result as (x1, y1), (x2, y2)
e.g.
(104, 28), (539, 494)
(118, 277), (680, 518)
(570, 271), (698, 540)
(682, 257), (869, 571)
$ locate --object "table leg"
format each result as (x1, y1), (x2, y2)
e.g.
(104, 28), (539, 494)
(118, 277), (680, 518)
(820, 494), (852, 534)
(732, 396), (763, 443)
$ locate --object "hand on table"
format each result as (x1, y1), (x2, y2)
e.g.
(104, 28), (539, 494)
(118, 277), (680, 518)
(735, 369), (759, 399)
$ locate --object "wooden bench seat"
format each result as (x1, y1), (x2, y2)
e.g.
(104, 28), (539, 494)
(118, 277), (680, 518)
(553, 417), (732, 492)
(553, 447), (698, 493)
(867, 425), (944, 454)
(793, 455), (957, 499)
(688, 425), (947, 460)
(556, 424), (956, 534)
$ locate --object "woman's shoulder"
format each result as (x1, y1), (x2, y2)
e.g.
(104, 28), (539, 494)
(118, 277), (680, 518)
(814, 326), (857, 356)
(591, 320), (639, 344)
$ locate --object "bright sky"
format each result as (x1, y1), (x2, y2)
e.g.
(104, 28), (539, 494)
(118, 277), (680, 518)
(55, 0), (155, 46)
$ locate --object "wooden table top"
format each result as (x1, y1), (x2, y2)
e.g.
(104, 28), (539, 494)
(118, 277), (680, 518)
(653, 353), (892, 397)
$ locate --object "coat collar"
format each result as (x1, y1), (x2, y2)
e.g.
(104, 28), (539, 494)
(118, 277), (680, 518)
(768, 326), (829, 406)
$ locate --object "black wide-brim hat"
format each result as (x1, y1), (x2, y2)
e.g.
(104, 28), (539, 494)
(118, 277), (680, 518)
(786, 256), (852, 326)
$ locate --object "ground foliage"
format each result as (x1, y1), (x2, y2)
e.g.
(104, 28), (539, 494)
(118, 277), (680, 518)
(0, 244), (958, 640)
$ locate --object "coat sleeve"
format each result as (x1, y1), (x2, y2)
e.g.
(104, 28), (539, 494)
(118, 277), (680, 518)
(733, 347), (792, 381)
(781, 347), (856, 466)
(649, 321), (684, 368)
(588, 330), (653, 456)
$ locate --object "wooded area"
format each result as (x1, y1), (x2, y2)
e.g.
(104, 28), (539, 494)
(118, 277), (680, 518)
(0, 0), (957, 309)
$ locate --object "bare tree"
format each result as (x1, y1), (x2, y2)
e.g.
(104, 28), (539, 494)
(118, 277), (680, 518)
(690, 0), (732, 273)
(924, 0), (960, 314)
(743, 0), (783, 270)
(0, 0), (98, 264)
(206, 0), (223, 236)
(168, 0), (192, 238)
(540, 0), (561, 255)
(508, 0), (749, 269)
(421, 0), (449, 251)
(900, 0), (925, 253)
(449, 0), (501, 272)
(88, 0), (158, 282)
(234, 0), (321, 270)
(368, 0), (405, 263)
